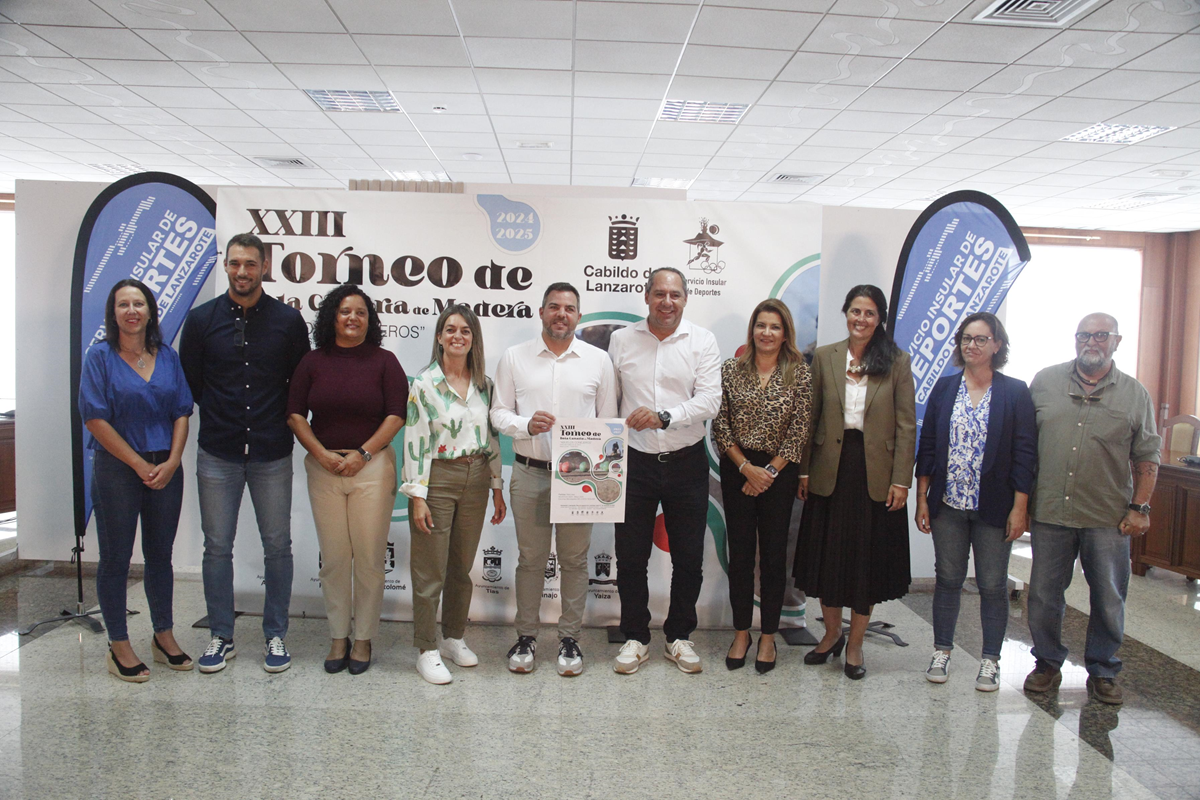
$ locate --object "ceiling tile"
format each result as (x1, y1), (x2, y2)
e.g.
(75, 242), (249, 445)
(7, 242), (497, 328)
(134, 30), (266, 63)
(486, 94), (573, 117)
(574, 72), (672, 100)
(969, 64), (1105, 99)
(180, 62), (296, 90)
(132, 86), (235, 110)
(913, 23), (1057, 64)
(704, 155), (779, 171)
(739, 104), (838, 128)
(1022, 95), (1142, 123)
(2, 103), (105, 124)
(801, 16), (942, 58)
(903, 114), (1009, 136)
(1025, 140), (1125, 160)
(644, 138), (722, 155)
(474, 69), (571, 96)
(651, 120), (738, 140)
(26, 25), (167, 61)
(391, 91), (487, 115)
(378, 66), (477, 94)
(715, 140), (799, 159)
(760, 81), (864, 110)
(280, 127), (359, 145)
(1069, 69), (1199, 102)
(932, 92), (1050, 119)
(0, 56), (110, 84)
(275, 65), (385, 91)
(89, 0), (231, 29)
(244, 33), (368, 65)
(0, 0), (120, 26)
(419, 131), (502, 148)
(879, 133), (972, 152)
(572, 135), (645, 152)
(1137, 127), (1200, 149)
(676, 45), (793, 80)
(88, 105), (182, 125)
(573, 163), (637, 177)
(512, 173), (570, 183)
(848, 87), (960, 114)
(691, 7), (822, 50)
(826, 109), (926, 133)
(360, 144), (442, 159)
(455, 0), (575, 38)
(575, 1), (697, 43)
(215, 88), (324, 112)
(987, 118), (1088, 140)
(829, 0), (975, 21)
(805, 129), (894, 149)
(1124, 34), (1200, 73)
(205, 0), (345, 33)
(637, 153), (712, 169)
(786, 144), (871, 162)
(252, 109), (340, 130)
(490, 115), (572, 135)
(1075, 0), (1200, 33)
(1019, 31), (1176, 69)
(169, 107), (259, 127)
(354, 35), (469, 68)
(573, 151), (641, 165)
(51, 122), (143, 139)
(465, 37), (573, 70)
(330, 111), (419, 131)
(575, 118), (653, 137)
(194, 126), (282, 143)
(664, 76), (770, 105)
(85, 59), (204, 87)
(327, 0), (458, 35)
(574, 41), (683, 74)
(574, 97), (661, 120)
(45, 84), (152, 107)
(777, 52), (896, 86)
(1107, 101), (1200, 128)
(873, 58), (1000, 91)
(726, 125), (816, 146)
(1052, 160), (1142, 177)
(1095, 144), (1195, 163)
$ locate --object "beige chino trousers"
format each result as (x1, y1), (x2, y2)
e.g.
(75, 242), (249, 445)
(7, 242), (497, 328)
(304, 449), (397, 641)
(409, 456), (491, 650)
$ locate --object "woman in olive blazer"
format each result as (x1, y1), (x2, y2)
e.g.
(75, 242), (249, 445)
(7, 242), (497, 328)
(795, 284), (916, 680)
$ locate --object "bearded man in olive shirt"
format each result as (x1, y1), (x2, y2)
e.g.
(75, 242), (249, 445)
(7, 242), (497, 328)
(1023, 313), (1160, 705)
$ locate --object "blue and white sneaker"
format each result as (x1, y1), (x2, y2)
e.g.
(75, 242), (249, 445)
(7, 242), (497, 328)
(198, 636), (236, 674)
(263, 637), (291, 673)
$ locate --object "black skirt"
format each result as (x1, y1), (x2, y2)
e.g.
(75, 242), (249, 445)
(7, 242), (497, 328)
(793, 429), (911, 615)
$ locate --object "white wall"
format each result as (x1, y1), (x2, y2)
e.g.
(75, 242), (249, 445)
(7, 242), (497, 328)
(16, 180), (931, 578)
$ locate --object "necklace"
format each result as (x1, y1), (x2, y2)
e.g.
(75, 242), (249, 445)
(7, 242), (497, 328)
(123, 346), (147, 369)
(847, 363), (867, 374)
(1075, 363), (1100, 386)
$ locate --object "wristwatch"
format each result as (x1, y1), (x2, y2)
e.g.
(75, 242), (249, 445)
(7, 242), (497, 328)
(357, 447), (372, 462)
(1128, 502), (1150, 515)
(764, 464), (779, 477)
(657, 410), (671, 429)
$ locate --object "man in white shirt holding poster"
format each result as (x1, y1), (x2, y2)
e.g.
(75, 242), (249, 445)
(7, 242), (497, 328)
(608, 267), (722, 674)
(492, 282), (618, 677)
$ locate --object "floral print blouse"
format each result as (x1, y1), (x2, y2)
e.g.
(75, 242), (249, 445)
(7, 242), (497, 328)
(943, 379), (991, 511)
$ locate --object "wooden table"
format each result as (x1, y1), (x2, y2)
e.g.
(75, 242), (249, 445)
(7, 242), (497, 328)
(1132, 463), (1200, 580)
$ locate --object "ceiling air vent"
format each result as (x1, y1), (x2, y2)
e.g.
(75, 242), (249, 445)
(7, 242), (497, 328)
(658, 100), (749, 124)
(1089, 192), (1188, 211)
(304, 89), (402, 112)
(89, 163), (142, 176)
(255, 157), (314, 169)
(973, 0), (1103, 27)
(1062, 123), (1177, 144)
(769, 174), (824, 185)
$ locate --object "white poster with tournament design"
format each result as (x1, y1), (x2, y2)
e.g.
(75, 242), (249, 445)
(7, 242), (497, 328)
(550, 418), (627, 524)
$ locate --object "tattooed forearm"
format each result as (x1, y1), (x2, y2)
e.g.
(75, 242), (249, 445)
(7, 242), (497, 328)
(1133, 462), (1159, 477)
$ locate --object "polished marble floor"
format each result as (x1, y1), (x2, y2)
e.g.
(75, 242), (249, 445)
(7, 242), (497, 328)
(0, 538), (1195, 800)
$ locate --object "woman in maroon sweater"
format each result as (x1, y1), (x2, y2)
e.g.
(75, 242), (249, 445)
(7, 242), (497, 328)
(288, 285), (407, 675)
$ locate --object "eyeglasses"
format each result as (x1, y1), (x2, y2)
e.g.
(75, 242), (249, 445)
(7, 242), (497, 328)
(1075, 331), (1115, 343)
(961, 335), (994, 347)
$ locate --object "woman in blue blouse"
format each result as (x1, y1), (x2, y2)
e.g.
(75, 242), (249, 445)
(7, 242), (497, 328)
(914, 312), (1036, 691)
(79, 279), (194, 682)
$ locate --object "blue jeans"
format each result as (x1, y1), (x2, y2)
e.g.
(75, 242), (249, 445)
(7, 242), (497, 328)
(92, 449), (183, 642)
(931, 504), (1012, 660)
(1027, 521), (1129, 678)
(197, 447), (293, 640)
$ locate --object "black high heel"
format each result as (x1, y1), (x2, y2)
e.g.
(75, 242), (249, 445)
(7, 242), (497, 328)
(106, 648), (149, 683)
(348, 640), (372, 675)
(754, 635), (777, 674)
(324, 638), (350, 674)
(844, 654), (866, 681)
(151, 634), (193, 671)
(726, 634), (751, 671)
(803, 634), (846, 665)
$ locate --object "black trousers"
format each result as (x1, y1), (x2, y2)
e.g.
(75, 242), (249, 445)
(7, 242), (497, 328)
(719, 449), (800, 634)
(615, 442), (709, 644)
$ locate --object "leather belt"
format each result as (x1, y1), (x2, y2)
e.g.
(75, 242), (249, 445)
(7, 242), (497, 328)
(515, 454), (552, 470)
(449, 452), (487, 464)
(633, 440), (704, 463)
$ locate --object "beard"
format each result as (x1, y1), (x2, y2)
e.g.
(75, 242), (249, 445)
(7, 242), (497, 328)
(544, 325), (573, 341)
(1078, 350), (1107, 372)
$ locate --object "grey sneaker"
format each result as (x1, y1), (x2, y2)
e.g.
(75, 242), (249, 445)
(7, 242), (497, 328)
(613, 640), (649, 674)
(664, 639), (702, 673)
(925, 650), (951, 683)
(507, 635), (536, 673)
(976, 658), (1000, 692)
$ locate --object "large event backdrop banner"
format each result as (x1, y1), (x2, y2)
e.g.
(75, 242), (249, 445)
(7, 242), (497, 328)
(72, 173), (218, 535)
(215, 188), (822, 630)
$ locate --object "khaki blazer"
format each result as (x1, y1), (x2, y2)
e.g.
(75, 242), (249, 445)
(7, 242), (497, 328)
(799, 339), (917, 503)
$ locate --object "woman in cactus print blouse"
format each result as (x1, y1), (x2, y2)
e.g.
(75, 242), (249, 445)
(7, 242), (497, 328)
(401, 304), (506, 685)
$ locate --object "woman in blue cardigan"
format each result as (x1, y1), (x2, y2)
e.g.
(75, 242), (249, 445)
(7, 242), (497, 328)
(915, 312), (1036, 692)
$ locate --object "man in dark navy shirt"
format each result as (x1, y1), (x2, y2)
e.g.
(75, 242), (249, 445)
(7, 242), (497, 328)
(180, 232), (310, 674)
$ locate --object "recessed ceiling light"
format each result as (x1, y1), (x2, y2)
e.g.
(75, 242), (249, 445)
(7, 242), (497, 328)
(1088, 192), (1188, 210)
(387, 170), (451, 182)
(462, 153), (484, 161)
(973, 0), (1103, 28)
(1062, 123), (1176, 145)
(432, 106), (447, 113)
(632, 177), (694, 189)
(516, 142), (553, 150)
(88, 163), (142, 176)
(305, 89), (402, 112)
(658, 100), (749, 124)
(1150, 168), (1191, 178)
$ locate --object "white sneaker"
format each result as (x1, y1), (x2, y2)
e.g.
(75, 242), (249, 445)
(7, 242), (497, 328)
(664, 639), (702, 673)
(507, 635), (536, 673)
(976, 658), (1000, 692)
(557, 637), (583, 677)
(438, 636), (479, 667)
(416, 650), (452, 685)
(926, 649), (951, 683)
(613, 640), (649, 674)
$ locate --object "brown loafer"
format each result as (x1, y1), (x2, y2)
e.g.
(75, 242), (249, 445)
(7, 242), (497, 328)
(1023, 663), (1062, 693)
(1086, 675), (1124, 705)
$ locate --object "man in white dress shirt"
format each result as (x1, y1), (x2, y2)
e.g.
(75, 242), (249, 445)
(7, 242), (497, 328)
(607, 268), (722, 674)
(492, 282), (618, 676)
